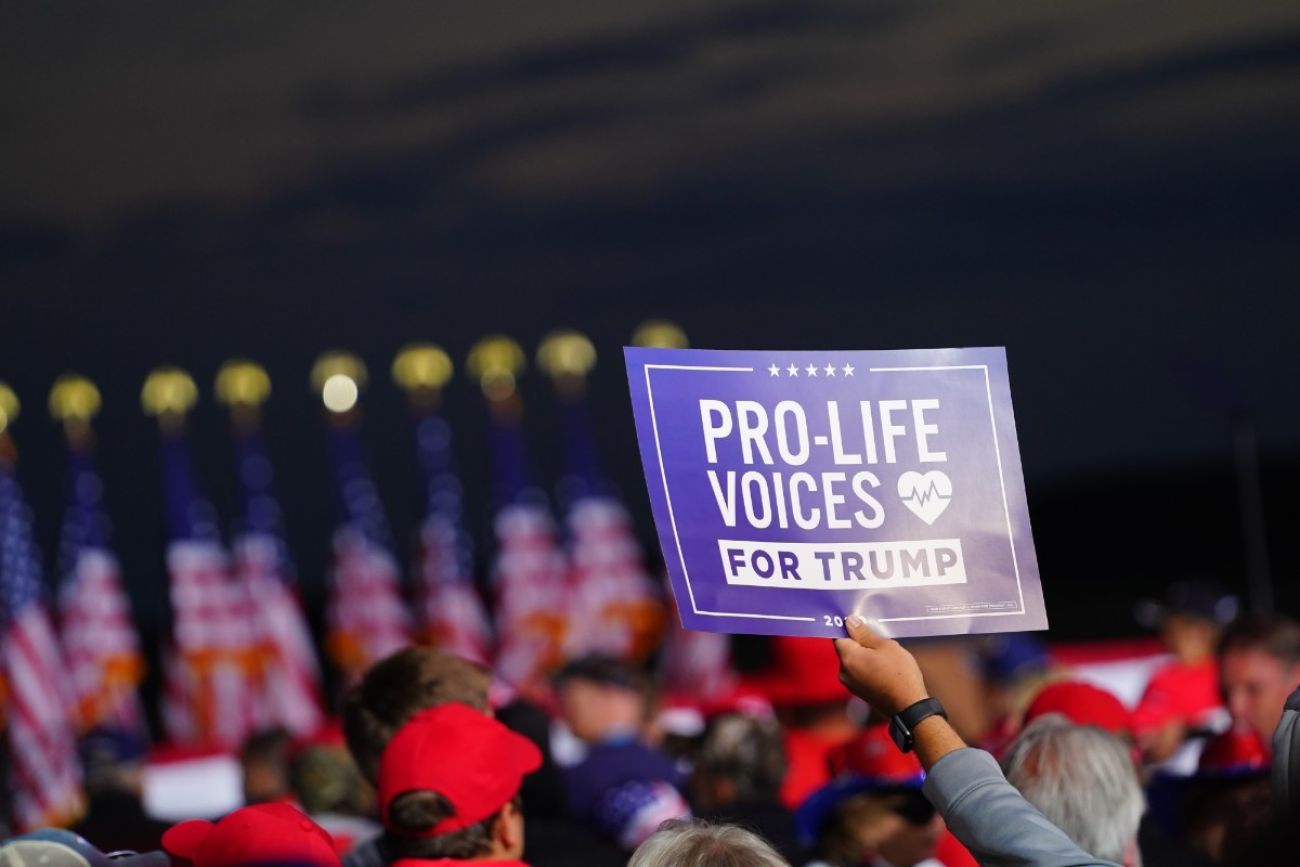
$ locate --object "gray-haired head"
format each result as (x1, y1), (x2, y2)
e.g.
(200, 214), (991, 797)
(1001, 714), (1145, 866)
(692, 714), (787, 808)
(628, 819), (791, 867)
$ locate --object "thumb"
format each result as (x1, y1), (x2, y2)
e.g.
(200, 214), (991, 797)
(844, 614), (885, 649)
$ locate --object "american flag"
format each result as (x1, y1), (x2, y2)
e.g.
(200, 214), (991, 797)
(486, 415), (569, 693)
(56, 442), (147, 735)
(231, 427), (323, 737)
(158, 433), (262, 749)
(324, 425), (411, 686)
(411, 412), (491, 665)
(1, 457), (84, 832)
(555, 398), (664, 662)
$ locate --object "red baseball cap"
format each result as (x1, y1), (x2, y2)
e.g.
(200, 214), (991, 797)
(828, 723), (924, 783)
(1198, 726), (1270, 777)
(378, 702), (542, 837)
(740, 637), (850, 707)
(162, 802), (340, 867)
(1024, 681), (1131, 735)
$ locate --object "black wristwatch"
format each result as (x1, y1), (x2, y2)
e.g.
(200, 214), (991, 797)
(889, 697), (947, 753)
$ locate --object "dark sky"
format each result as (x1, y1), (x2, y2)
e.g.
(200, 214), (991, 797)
(2, 1), (1299, 644)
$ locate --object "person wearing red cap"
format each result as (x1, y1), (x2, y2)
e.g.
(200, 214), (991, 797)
(739, 637), (857, 809)
(1131, 582), (1235, 762)
(339, 647), (493, 867)
(1022, 681), (1132, 738)
(375, 703), (542, 867)
(1182, 727), (1273, 863)
(162, 802), (342, 867)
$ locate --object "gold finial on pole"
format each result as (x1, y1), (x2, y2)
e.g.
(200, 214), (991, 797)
(0, 381), (19, 436)
(466, 335), (526, 402)
(311, 351), (367, 414)
(215, 360), (272, 408)
(392, 344), (454, 392)
(630, 320), (689, 349)
(50, 375), (102, 425)
(537, 330), (597, 379)
(141, 367), (199, 417)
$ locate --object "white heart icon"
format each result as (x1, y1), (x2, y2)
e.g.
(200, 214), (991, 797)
(897, 470), (953, 525)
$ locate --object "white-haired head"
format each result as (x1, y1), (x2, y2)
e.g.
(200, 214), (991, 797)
(1001, 713), (1145, 867)
(628, 819), (790, 867)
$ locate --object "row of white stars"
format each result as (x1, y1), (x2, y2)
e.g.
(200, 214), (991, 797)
(768, 362), (855, 377)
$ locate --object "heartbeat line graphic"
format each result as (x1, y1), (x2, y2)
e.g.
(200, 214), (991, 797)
(903, 481), (949, 506)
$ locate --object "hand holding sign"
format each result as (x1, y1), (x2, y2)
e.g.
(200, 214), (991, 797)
(834, 615), (929, 716)
(625, 346), (1047, 639)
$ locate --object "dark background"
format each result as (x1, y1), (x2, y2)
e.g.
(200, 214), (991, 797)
(2, 2), (1297, 671)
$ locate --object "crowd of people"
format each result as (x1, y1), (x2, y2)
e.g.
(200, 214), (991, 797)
(4, 584), (1299, 867)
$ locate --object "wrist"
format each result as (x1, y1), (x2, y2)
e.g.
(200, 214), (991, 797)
(888, 691), (930, 717)
(888, 696), (946, 753)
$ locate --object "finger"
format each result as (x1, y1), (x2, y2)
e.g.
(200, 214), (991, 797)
(845, 614), (886, 649)
(833, 637), (859, 661)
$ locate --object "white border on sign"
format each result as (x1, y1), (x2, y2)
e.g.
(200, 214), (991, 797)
(643, 362), (1024, 622)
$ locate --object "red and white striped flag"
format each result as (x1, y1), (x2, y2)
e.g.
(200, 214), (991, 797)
(324, 425), (411, 686)
(57, 445), (147, 735)
(157, 431), (262, 750)
(1, 461), (84, 832)
(161, 539), (263, 749)
(491, 503), (570, 692)
(409, 410), (492, 665)
(229, 422), (323, 738)
(416, 513), (492, 665)
(234, 534), (323, 737)
(564, 496), (664, 662)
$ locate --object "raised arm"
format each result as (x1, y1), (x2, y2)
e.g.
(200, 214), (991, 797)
(834, 616), (1121, 867)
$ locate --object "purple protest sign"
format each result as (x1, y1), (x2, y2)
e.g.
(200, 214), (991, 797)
(625, 346), (1047, 639)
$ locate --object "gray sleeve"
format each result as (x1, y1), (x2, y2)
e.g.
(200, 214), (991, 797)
(921, 748), (1121, 867)
(1273, 688), (1300, 814)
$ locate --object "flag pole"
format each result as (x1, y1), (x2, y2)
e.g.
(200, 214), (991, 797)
(394, 344), (493, 664)
(312, 351), (411, 687)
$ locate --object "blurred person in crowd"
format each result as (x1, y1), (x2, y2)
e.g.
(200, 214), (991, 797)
(241, 727), (294, 804)
(1001, 715), (1144, 867)
(0, 828), (167, 867)
(290, 728), (382, 855)
(1181, 726), (1272, 864)
(834, 614), (1123, 867)
(162, 802), (341, 867)
(70, 727), (172, 854)
(737, 637), (857, 808)
(1132, 583), (1236, 763)
(340, 646), (492, 782)
(340, 647), (492, 867)
(1218, 615), (1300, 744)
(797, 725), (944, 867)
(555, 654), (691, 850)
(690, 713), (800, 863)
(493, 700), (626, 867)
(973, 634), (1054, 755)
(374, 703), (539, 866)
(628, 818), (790, 867)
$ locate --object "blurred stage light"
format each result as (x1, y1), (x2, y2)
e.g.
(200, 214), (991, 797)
(466, 335), (525, 402)
(631, 320), (688, 348)
(321, 374), (359, 413)
(141, 367), (199, 416)
(49, 374), (102, 423)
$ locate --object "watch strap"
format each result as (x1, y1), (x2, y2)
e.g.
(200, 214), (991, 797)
(889, 697), (947, 753)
